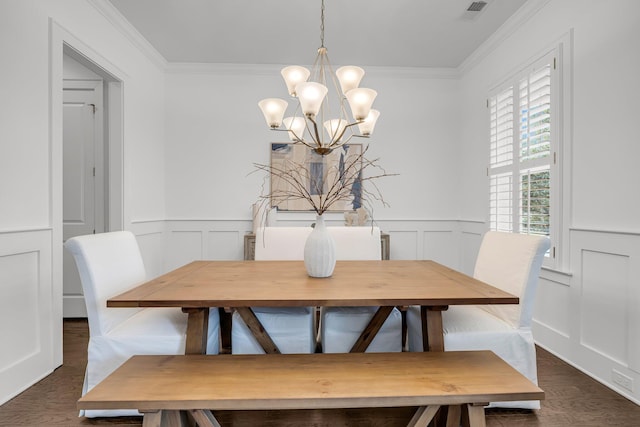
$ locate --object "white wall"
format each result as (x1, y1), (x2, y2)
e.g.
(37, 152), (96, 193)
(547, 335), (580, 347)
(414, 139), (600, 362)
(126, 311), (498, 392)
(458, 0), (640, 404)
(164, 67), (461, 221)
(162, 66), (464, 265)
(0, 0), (167, 403)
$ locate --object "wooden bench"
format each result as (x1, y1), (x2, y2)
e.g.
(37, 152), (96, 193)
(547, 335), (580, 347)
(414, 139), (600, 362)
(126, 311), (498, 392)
(77, 351), (543, 427)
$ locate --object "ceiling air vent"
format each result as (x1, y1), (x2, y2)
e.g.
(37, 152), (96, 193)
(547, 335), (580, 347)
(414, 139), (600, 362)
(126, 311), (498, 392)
(467, 1), (488, 12)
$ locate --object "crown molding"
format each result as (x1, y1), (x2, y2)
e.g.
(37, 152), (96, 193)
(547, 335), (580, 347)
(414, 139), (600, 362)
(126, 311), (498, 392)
(87, 0), (167, 70)
(165, 62), (284, 76)
(457, 0), (553, 76)
(165, 62), (459, 79)
(365, 66), (459, 80)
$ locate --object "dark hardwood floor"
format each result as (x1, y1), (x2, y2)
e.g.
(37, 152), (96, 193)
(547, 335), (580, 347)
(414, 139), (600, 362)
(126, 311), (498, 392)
(0, 319), (639, 426)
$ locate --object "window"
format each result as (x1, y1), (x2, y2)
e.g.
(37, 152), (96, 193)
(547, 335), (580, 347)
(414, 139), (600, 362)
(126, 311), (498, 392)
(488, 50), (559, 266)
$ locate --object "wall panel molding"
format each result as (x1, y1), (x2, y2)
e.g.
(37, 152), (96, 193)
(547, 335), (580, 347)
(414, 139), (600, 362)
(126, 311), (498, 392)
(534, 229), (640, 405)
(0, 230), (54, 405)
(162, 218), (466, 268)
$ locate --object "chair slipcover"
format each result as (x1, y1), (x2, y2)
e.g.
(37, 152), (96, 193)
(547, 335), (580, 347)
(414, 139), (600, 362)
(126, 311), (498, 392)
(407, 231), (550, 409)
(321, 226), (402, 353)
(232, 227), (316, 354)
(65, 231), (220, 417)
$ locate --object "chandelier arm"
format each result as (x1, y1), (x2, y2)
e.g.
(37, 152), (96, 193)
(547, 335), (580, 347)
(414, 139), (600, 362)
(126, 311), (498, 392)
(327, 121), (362, 148)
(307, 115), (324, 148)
(337, 134), (354, 147)
(296, 139), (317, 150)
(287, 126), (314, 148)
(269, 127), (311, 147)
(292, 115), (316, 147)
(322, 52), (349, 117)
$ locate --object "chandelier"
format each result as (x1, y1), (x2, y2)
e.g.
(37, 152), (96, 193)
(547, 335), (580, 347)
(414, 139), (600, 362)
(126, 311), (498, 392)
(258, 0), (380, 156)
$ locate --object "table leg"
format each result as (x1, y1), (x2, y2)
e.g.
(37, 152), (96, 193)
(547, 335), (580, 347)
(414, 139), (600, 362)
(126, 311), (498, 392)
(350, 306), (394, 353)
(407, 405), (440, 426)
(163, 410), (189, 426)
(446, 405), (462, 427)
(465, 404), (487, 427)
(189, 409), (222, 427)
(141, 410), (162, 427)
(219, 307), (232, 354)
(141, 410), (190, 427)
(235, 307), (281, 354)
(182, 307), (209, 355)
(420, 306), (448, 352)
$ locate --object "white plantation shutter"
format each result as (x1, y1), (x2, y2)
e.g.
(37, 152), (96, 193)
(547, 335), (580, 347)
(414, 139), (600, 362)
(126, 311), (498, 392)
(489, 88), (514, 168)
(489, 86), (514, 232)
(489, 172), (513, 232)
(518, 62), (551, 236)
(519, 66), (551, 163)
(489, 51), (555, 253)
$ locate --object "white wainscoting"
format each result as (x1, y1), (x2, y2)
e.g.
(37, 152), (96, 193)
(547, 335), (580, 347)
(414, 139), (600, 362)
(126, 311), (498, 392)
(118, 221), (640, 405)
(533, 228), (640, 405)
(459, 221), (487, 275)
(0, 229), (55, 405)
(159, 218), (469, 271)
(131, 221), (168, 280)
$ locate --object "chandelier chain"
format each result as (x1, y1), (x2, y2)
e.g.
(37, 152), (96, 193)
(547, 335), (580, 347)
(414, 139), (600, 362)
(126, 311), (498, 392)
(320, 0), (325, 48)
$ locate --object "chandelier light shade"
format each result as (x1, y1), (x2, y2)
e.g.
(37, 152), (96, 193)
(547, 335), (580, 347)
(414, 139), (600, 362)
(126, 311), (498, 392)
(296, 82), (328, 118)
(281, 66), (311, 97)
(283, 116), (306, 141)
(258, 0), (380, 155)
(323, 119), (348, 142)
(357, 109), (380, 136)
(345, 88), (377, 121)
(258, 98), (288, 128)
(336, 66), (365, 95)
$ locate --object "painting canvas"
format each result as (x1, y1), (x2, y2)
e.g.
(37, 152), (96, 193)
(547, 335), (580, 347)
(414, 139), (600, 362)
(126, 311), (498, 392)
(270, 143), (363, 212)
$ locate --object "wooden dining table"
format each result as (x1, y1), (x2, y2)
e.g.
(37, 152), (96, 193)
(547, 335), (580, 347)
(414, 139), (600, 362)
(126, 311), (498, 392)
(107, 260), (518, 355)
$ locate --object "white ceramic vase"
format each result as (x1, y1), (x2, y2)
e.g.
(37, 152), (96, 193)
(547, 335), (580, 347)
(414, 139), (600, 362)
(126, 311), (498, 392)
(304, 215), (336, 278)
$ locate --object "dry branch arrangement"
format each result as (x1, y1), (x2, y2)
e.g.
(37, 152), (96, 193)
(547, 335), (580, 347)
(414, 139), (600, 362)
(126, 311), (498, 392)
(252, 145), (396, 222)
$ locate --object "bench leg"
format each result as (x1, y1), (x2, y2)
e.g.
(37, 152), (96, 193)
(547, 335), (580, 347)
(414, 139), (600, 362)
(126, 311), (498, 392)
(465, 404), (486, 427)
(183, 308), (210, 355)
(407, 405), (441, 427)
(421, 306), (447, 352)
(189, 409), (221, 427)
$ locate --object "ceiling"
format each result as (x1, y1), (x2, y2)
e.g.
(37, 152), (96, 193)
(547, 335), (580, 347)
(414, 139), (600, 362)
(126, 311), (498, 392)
(106, 0), (528, 68)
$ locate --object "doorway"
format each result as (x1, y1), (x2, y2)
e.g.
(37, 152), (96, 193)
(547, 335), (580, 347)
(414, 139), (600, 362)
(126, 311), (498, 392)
(61, 46), (124, 318)
(62, 55), (104, 317)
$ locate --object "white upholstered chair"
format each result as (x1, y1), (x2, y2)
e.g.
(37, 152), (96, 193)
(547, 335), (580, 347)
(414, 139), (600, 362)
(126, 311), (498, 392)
(320, 226), (403, 353)
(232, 227), (317, 354)
(65, 231), (220, 417)
(233, 226), (402, 354)
(407, 231), (550, 409)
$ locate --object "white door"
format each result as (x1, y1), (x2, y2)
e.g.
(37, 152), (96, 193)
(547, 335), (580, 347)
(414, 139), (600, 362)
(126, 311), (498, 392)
(63, 80), (105, 317)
